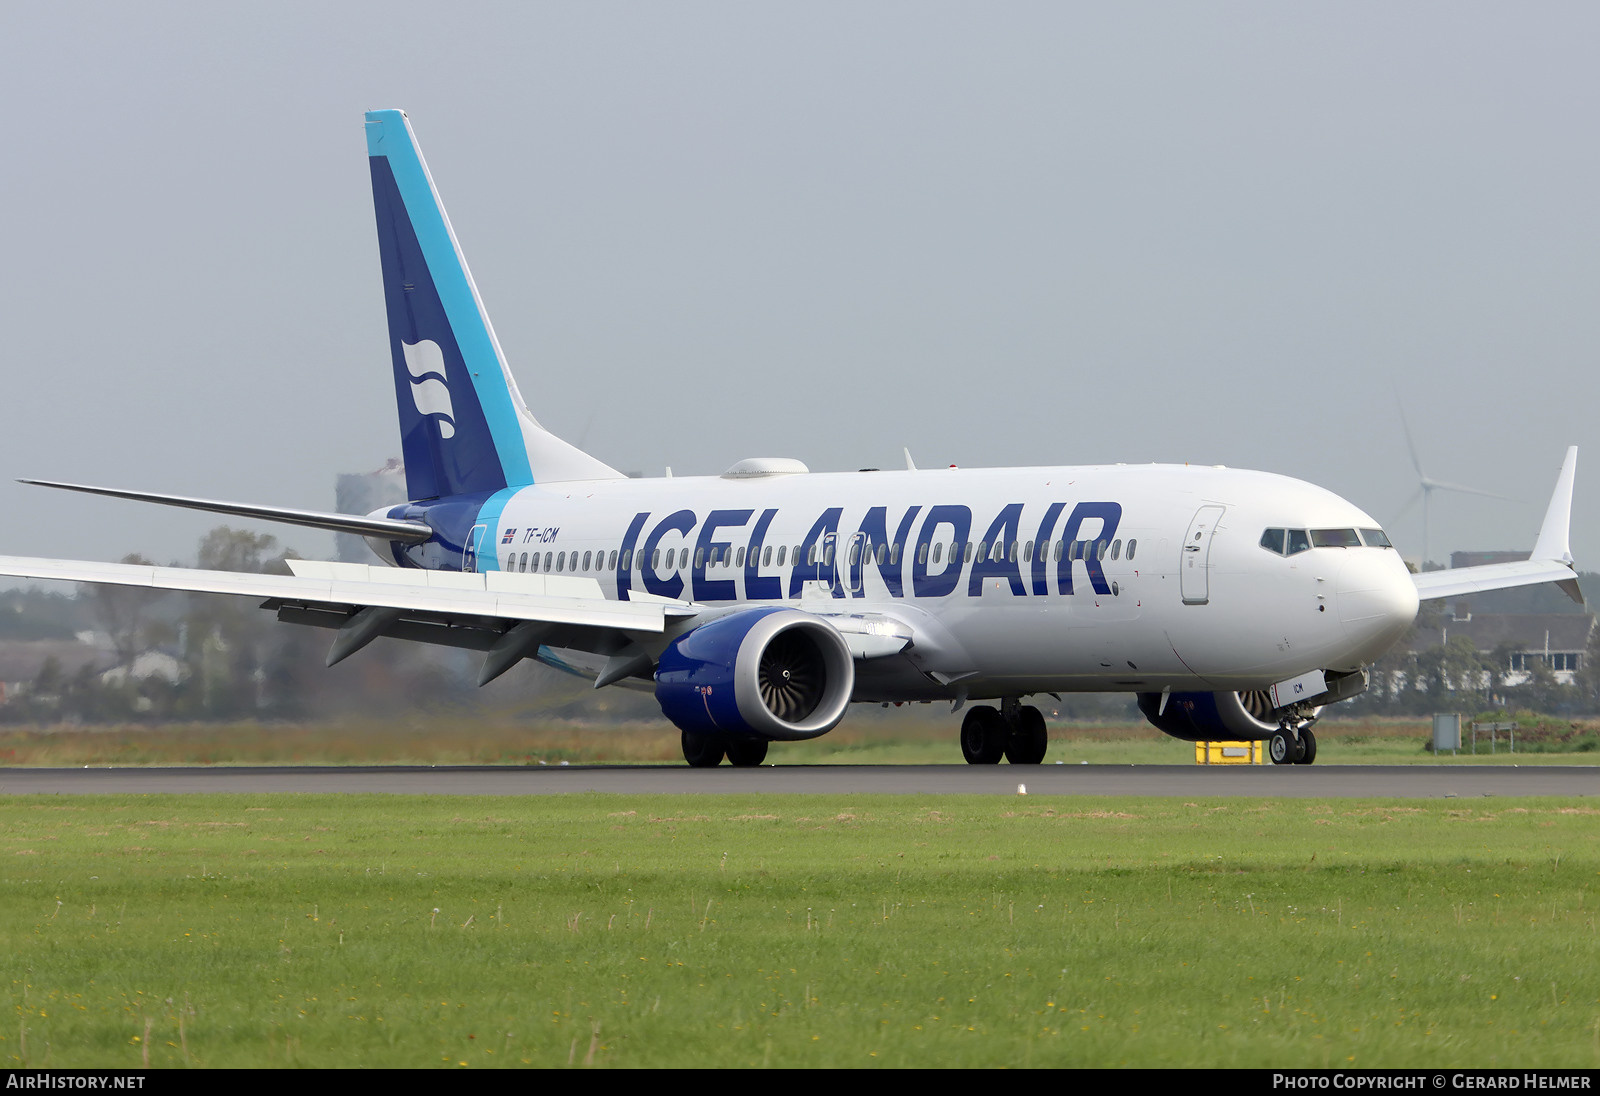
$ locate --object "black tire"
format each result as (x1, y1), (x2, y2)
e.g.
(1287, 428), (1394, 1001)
(1268, 729), (1295, 765)
(960, 705), (1008, 765)
(724, 737), (769, 767)
(682, 730), (725, 768)
(1294, 727), (1317, 765)
(1004, 706), (1048, 765)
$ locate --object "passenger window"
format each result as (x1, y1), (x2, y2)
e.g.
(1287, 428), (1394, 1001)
(963, 542), (973, 563)
(1097, 539), (1109, 560)
(932, 543), (942, 564)
(583, 551), (592, 570)
(736, 547), (745, 567)
(1111, 540), (1121, 561)
(776, 545), (786, 566)
(918, 543), (928, 565)
(1023, 540), (1033, 563)
(520, 552), (529, 571)
(1053, 540), (1063, 562)
(608, 550), (617, 570)
(763, 545), (772, 566)
(876, 543), (887, 565)
(1008, 541), (1018, 563)
(824, 544), (835, 566)
(556, 552), (565, 572)
(695, 548), (705, 568)
(1127, 539), (1136, 561)
(890, 543), (900, 565)
(504, 555), (514, 571)
(977, 541), (988, 562)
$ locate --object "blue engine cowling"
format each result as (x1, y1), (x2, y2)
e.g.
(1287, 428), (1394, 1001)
(655, 607), (854, 741)
(1137, 689), (1309, 742)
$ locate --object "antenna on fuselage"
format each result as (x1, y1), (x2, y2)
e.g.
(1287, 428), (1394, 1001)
(903, 448), (917, 471)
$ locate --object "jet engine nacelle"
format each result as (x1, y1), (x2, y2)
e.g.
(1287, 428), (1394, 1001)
(655, 607), (854, 741)
(1137, 689), (1317, 742)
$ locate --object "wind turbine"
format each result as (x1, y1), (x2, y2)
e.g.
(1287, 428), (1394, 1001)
(1395, 400), (1511, 569)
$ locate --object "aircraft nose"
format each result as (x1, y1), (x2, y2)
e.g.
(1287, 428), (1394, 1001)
(1336, 551), (1419, 663)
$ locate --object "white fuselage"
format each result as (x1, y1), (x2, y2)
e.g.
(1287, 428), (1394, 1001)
(396, 462), (1419, 702)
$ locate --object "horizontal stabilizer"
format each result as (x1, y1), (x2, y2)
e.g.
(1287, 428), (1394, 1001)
(18, 479), (434, 543)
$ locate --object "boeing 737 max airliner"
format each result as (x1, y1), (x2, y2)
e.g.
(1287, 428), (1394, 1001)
(2, 110), (1582, 767)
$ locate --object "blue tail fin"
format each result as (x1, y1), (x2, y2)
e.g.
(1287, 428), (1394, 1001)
(364, 109), (620, 501)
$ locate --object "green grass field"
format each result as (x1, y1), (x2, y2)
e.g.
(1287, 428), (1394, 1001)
(3, 793), (1597, 1068)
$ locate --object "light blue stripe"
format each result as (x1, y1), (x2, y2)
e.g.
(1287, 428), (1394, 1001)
(474, 486), (523, 572)
(365, 110), (536, 486)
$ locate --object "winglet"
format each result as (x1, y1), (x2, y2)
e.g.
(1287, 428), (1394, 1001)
(1410, 446), (1583, 606)
(1531, 446), (1578, 565)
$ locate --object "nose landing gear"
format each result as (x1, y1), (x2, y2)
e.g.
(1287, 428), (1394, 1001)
(1268, 720), (1318, 765)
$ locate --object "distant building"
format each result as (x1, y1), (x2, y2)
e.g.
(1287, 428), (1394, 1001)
(335, 459), (409, 562)
(1401, 612), (1595, 686)
(100, 650), (187, 687)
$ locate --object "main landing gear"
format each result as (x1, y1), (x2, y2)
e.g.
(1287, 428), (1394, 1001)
(682, 730), (769, 768)
(960, 699), (1048, 765)
(1268, 720), (1318, 765)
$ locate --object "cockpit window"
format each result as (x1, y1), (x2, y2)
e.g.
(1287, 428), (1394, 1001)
(1310, 528), (1362, 548)
(1263, 526), (1383, 555)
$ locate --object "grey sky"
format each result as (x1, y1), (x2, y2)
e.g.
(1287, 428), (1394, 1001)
(2, 2), (1595, 569)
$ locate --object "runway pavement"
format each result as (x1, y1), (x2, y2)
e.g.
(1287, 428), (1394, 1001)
(2, 763), (1596, 797)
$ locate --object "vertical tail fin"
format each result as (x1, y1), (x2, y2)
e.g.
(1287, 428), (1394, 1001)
(364, 109), (621, 501)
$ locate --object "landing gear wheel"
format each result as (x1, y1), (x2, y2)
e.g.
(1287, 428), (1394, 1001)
(1004, 705), (1048, 765)
(1293, 727), (1317, 765)
(1268, 729), (1303, 766)
(682, 730), (726, 768)
(724, 737), (769, 767)
(960, 705), (1009, 765)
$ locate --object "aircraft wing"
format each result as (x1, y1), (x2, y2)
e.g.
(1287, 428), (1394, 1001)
(1410, 445), (1583, 606)
(1411, 558), (1583, 604)
(0, 554), (697, 680)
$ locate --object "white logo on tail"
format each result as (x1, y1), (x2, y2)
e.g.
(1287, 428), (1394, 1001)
(401, 340), (456, 439)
